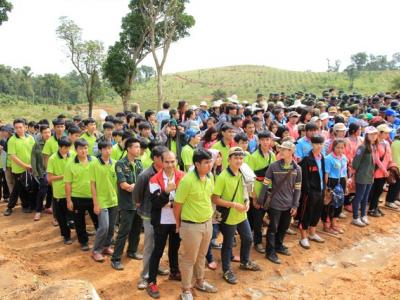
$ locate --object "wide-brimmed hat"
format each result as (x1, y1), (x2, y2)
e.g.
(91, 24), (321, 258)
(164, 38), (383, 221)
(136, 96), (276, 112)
(376, 124), (392, 133)
(276, 140), (295, 152)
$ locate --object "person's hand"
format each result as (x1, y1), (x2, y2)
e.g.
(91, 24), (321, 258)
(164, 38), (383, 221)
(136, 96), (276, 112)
(290, 208), (297, 217)
(67, 200), (73, 212)
(234, 203), (247, 212)
(165, 180), (176, 193)
(93, 204), (100, 215)
(26, 165), (32, 173)
(384, 170), (389, 178)
(165, 126), (171, 135)
(245, 200), (250, 212)
(175, 221), (181, 233)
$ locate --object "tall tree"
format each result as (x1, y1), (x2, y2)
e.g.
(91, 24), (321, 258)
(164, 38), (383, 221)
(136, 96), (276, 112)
(350, 52), (368, 71)
(103, 4), (151, 112)
(56, 16), (104, 117)
(0, 0), (12, 26)
(344, 64), (359, 90)
(139, 0), (195, 110)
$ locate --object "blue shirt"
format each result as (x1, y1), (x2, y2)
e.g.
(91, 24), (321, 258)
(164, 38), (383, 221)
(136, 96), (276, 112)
(248, 136), (258, 153)
(325, 153), (347, 179)
(295, 137), (313, 161)
(156, 110), (170, 131)
(315, 156), (324, 190)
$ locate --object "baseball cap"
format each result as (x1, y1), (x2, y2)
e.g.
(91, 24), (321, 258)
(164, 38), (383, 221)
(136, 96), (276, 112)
(385, 109), (399, 117)
(185, 128), (200, 140)
(319, 112), (333, 120)
(288, 111), (301, 118)
(333, 123), (347, 132)
(228, 146), (245, 157)
(376, 124), (392, 133)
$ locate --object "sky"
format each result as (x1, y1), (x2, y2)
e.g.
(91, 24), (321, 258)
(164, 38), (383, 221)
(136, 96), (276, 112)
(0, 0), (399, 76)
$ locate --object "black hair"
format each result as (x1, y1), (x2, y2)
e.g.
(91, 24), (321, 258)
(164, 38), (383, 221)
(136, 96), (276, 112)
(193, 148), (212, 164)
(38, 119), (50, 126)
(234, 133), (248, 143)
(138, 137), (149, 149)
(138, 122), (151, 131)
(334, 115), (345, 124)
(170, 109), (178, 118)
(275, 126), (289, 139)
(145, 110), (155, 120)
(13, 118), (26, 125)
(220, 123), (234, 132)
(68, 125), (81, 135)
(83, 118), (96, 126)
(348, 123), (361, 136)
(231, 115), (242, 125)
(98, 140), (113, 150)
(74, 138), (89, 149)
(103, 122), (115, 130)
(52, 118), (65, 126)
(58, 137), (72, 148)
(28, 121), (37, 127)
(105, 115), (115, 123)
(65, 120), (74, 130)
(124, 137), (141, 150)
(184, 109), (194, 120)
(113, 118), (124, 125)
(243, 108), (253, 117)
(258, 131), (272, 139)
(162, 102), (170, 109)
(73, 115), (82, 122)
(201, 127), (218, 143)
(112, 130), (124, 137)
(133, 116), (146, 129)
(122, 131), (134, 141)
(305, 122), (318, 131)
(115, 112), (126, 118)
(151, 145), (169, 160)
(126, 113), (135, 123)
(57, 114), (66, 119)
(311, 135), (325, 144)
(39, 124), (50, 133)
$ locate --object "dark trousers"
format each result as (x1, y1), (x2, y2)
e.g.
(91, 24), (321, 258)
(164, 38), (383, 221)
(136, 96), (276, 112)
(321, 178), (346, 222)
(8, 173), (33, 209)
(35, 177), (48, 213)
(148, 224), (180, 283)
(266, 208), (291, 255)
(71, 197), (98, 244)
(112, 209), (142, 262)
(368, 178), (386, 211)
(248, 200), (266, 245)
(206, 224), (220, 263)
(352, 183), (372, 219)
(53, 198), (71, 239)
(298, 191), (323, 230)
(0, 169), (10, 200)
(45, 185), (53, 209)
(386, 180), (400, 203)
(220, 219), (253, 272)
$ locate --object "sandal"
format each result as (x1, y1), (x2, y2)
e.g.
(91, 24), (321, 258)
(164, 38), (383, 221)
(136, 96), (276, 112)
(331, 226), (344, 234)
(323, 227), (338, 235)
(207, 261), (217, 270)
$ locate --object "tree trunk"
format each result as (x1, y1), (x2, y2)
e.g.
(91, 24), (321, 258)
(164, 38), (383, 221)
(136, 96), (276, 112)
(122, 89), (131, 112)
(156, 68), (163, 111)
(88, 94), (93, 118)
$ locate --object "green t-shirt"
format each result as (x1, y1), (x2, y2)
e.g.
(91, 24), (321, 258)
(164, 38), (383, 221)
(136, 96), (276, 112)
(89, 157), (118, 209)
(111, 143), (126, 161)
(64, 156), (94, 198)
(7, 134), (35, 174)
(47, 152), (73, 199)
(212, 140), (230, 169)
(175, 170), (214, 223)
(170, 140), (177, 155)
(140, 149), (153, 170)
(80, 132), (97, 156)
(248, 149), (276, 196)
(181, 144), (195, 171)
(213, 168), (246, 225)
(42, 135), (62, 157)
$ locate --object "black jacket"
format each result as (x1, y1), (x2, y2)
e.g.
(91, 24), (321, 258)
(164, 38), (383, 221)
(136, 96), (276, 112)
(300, 152), (326, 194)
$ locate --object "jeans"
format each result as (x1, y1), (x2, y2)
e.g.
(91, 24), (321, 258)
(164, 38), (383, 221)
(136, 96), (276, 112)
(386, 180), (400, 203)
(352, 183), (372, 219)
(0, 169), (10, 200)
(220, 219), (253, 272)
(368, 178), (386, 211)
(206, 224), (219, 263)
(148, 224), (180, 283)
(266, 208), (291, 255)
(71, 197), (98, 244)
(141, 218), (154, 279)
(53, 198), (71, 239)
(112, 209), (142, 262)
(93, 206), (118, 253)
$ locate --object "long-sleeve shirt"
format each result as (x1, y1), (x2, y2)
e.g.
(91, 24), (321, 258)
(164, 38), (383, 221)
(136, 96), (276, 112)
(31, 136), (46, 179)
(258, 160), (302, 211)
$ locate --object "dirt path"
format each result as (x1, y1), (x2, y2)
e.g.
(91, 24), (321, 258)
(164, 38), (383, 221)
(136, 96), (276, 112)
(1, 200), (400, 300)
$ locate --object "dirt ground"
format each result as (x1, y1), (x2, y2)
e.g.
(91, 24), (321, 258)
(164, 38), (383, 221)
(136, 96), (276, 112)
(1, 199), (400, 300)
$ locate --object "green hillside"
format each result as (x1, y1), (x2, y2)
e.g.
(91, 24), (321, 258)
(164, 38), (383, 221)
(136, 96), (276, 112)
(131, 65), (400, 108)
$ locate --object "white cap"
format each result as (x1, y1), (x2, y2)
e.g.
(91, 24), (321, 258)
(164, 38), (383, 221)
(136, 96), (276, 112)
(319, 112), (333, 120)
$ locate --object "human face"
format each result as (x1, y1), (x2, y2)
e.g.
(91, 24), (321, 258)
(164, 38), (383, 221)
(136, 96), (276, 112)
(244, 124), (255, 135)
(237, 140), (248, 151)
(271, 125), (278, 134)
(234, 119), (243, 128)
(54, 124), (65, 137)
(148, 114), (156, 123)
(114, 135), (122, 143)
(169, 126), (177, 137)
(367, 132), (378, 143)
(312, 143), (323, 155)
(100, 146), (112, 158)
(115, 123), (123, 131)
(379, 132), (390, 141)
(59, 146), (70, 156)
(214, 153), (222, 167)
(280, 148), (293, 160)
(87, 122), (96, 133)
(14, 122), (25, 137)
(104, 128), (113, 139)
(282, 131), (290, 138)
(207, 120), (215, 129)
(223, 129), (235, 142)
(28, 126), (36, 134)
(306, 129), (317, 139)
(140, 128), (151, 138)
(153, 156), (163, 170)
(76, 145), (88, 158)
(41, 128), (51, 141)
(228, 155), (243, 170)
(195, 159), (213, 176)
(333, 143), (345, 156)
(305, 112), (312, 122)
(335, 130), (346, 139)
(127, 142), (141, 158)
(211, 132), (218, 141)
(289, 116), (298, 125)
(259, 137), (271, 149)
(192, 134), (201, 145)
(277, 111), (284, 121)
(68, 133), (80, 144)
(162, 152), (176, 173)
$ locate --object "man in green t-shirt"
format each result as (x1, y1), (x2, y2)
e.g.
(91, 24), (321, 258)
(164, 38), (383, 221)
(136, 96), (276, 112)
(212, 147), (261, 285)
(180, 128), (201, 171)
(42, 118), (66, 168)
(65, 138), (98, 251)
(212, 123), (236, 169)
(173, 149), (217, 300)
(4, 119), (35, 216)
(80, 118), (98, 156)
(90, 140), (118, 262)
(111, 137), (144, 270)
(47, 138), (73, 245)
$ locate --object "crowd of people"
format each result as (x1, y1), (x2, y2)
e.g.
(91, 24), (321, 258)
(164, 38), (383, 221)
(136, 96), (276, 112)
(1, 89), (400, 300)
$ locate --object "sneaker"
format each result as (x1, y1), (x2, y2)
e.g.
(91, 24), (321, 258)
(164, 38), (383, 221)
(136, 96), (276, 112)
(377, 208), (385, 216)
(210, 240), (222, 249)
(22, 207), (32, 213)
(223, 270), (238, 284)
(352, 218), (366, 227)
(137, 277), (148, 290)
(286, 228), (297, 235)
(168, 271), (182, 281)
(102, 247), (114, 256)
(80, 243), (90, 251)
(339, 212), (347, 219)
(3, 208), (12, 216)
(3, 198), (9, 203)
(361, 216), (370, 225)
(394, 200), (400, 206)
(146, 282), (160, 299)
(266, 252), (281, 264)
(195, 280), (218, 293)
(368, 210), (381, 217)
(276, 245), (291, 256)
(91, 252), (105, 262)
(111, 260), (124, 271)
(63, 237), (73, 245)
(385, 202), (398, 209)
(309, 234), (325, 243)
(180, 290), (193, 300)
(34, 212), (41, 221)
(299, 238), (310, 249)
(157, 267), (170, 276)
(239, 261), (261, 271)
(254, 243), (266, 254)
(127, 252), (143, 260)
